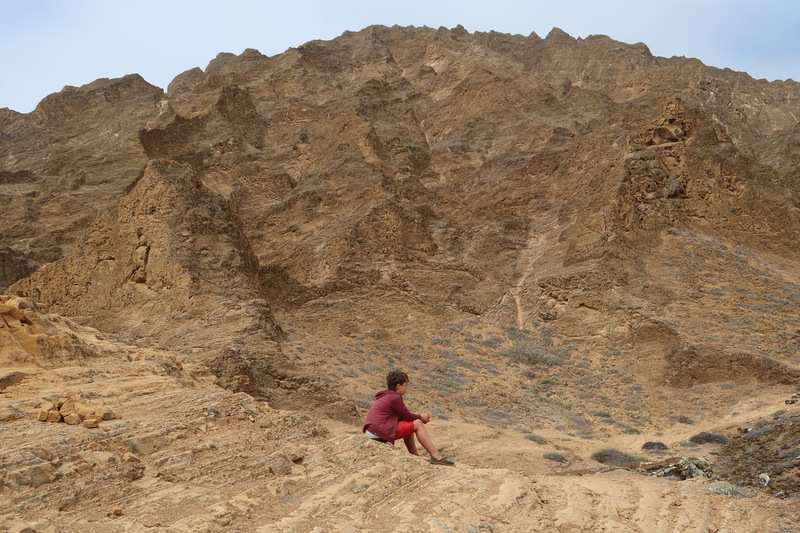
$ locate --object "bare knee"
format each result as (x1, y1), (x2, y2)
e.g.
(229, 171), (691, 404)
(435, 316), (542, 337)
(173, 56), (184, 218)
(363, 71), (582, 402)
(413, 419), (425, 430)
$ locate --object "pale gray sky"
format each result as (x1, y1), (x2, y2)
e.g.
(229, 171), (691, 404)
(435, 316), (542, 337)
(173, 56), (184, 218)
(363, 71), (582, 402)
(2, 0), (799, 113)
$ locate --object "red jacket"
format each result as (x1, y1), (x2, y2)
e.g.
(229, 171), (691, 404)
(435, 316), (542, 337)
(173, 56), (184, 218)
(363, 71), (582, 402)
(362, 389), (421, 442)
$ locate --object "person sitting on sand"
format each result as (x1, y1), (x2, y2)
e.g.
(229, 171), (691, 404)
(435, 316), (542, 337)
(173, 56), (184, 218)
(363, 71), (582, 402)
(363, 369), (454, 465)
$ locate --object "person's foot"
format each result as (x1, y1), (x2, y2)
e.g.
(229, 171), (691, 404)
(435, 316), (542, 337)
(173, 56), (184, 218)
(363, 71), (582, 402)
(429, 456), (454, 465)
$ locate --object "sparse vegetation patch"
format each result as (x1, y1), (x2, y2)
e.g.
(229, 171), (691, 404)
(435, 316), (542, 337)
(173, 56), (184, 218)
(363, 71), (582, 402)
(689, 432), (729, 444)
(590, 448), (647, 466)
(500, 341), (567, 367)
(705, 483), (754, 498)
(642, 441), (668, 451)
(524, 434), (548, 444)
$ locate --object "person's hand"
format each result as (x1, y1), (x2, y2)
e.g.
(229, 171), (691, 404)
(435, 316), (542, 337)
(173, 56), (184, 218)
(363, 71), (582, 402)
(420, 413), (431, 423)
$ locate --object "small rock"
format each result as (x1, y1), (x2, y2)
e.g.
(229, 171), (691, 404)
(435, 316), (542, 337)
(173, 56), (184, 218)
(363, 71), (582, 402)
(100, 409), (120, 420)
(77, 406), (96, 417)
(268, 451), (294, 476)
(63, 413), (82, 425)
(0, 407), (18, 421)
(45, 410), (62, 423)
(82, 415), (102, 428)
(37, 409), (49, 422)
(123, 452), (141, 463)
(58, 400), (77, 416)
(284, 445), (305, 463)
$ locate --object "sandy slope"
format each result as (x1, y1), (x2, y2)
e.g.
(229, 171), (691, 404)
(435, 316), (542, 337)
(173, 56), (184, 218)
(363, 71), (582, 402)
(2, 299), (799, 533)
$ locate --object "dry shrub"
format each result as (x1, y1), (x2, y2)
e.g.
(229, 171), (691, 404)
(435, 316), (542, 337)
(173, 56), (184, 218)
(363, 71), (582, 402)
(689, 432), (729, 444)
(590, 448), (646, 466)
(501, 342), (567, 367)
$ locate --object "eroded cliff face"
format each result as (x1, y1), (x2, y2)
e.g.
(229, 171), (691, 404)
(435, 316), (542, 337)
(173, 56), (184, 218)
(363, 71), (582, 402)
(10, 159), (281, 351)
(0, 75), (163, 288)
(7, 25), (799, 358)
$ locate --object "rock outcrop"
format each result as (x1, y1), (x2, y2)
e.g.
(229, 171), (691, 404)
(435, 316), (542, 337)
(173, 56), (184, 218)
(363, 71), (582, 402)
(10, 159), (282, 353)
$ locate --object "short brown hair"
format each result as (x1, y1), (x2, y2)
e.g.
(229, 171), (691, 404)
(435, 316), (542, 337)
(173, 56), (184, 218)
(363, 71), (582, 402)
(386, 370), (409, 391)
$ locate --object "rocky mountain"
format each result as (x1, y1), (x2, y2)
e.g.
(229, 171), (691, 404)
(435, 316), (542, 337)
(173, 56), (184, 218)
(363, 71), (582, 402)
(1, 25), (799, 532)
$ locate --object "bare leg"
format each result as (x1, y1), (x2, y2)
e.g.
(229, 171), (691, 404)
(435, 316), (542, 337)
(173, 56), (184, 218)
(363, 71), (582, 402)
(405, 419), (443, 460)
(403, 434), (419, 455)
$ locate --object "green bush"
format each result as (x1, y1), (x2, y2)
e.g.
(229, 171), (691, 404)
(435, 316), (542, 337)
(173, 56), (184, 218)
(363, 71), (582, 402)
(543, 452), (568, 463)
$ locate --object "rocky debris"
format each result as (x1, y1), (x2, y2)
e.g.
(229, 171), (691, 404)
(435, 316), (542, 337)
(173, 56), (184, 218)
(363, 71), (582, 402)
(35, 397), (120, 428)
(0, 385), (321, 496)
(786, 393), (799, 405)
(0, 295), (118, 366)
(643, 457), (714, 480)
(718, 413), (800, 494)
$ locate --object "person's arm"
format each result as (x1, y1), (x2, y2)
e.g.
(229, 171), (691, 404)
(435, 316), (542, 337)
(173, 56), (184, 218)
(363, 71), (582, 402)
(391, 395), (422, 422)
